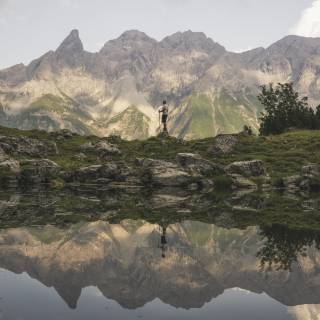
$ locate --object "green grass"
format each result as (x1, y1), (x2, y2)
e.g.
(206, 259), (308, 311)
(0, 122), (319, 179)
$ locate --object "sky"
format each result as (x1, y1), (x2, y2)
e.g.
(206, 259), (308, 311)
(0, 0), (319, 69)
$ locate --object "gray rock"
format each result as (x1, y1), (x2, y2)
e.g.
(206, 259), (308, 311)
(0, 159), (20, 174)
(80, 142), (94, 151)
(229, 174), (257, 190)
(301, 164), (320, 178)
(209, 134), (238, 154)
(73, 153), (87, 161)
(138, 158), (193, 187)
(225, 160), (266, 177)
(0, 147), (9, 162)
(176, 153), (224, 176)
(50, 129), (76, 140)
(95, 141), (121, 155)
(0, 136), (58, 157)
(72, 163), (121, 182)
(80, 141), (121, 156)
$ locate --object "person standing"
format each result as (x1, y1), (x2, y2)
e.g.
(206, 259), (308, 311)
(158, 100), (169, 133)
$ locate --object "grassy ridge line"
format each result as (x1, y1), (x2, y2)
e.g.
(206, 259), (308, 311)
(0, 125), (319, 179)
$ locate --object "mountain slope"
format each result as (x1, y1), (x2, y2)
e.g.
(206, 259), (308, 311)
(1, 30), (320, 139)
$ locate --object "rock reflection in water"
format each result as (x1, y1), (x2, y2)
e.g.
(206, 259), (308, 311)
(1, 219), (320, 315)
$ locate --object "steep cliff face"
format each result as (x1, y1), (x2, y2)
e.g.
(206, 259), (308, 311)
(1, 221), (320, 309)
(1, 30), (320, 139)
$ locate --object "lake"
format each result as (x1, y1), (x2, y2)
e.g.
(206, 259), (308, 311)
(0, 187), (320, 320)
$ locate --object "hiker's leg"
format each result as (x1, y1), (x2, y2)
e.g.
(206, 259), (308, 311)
(164, 122), (168, 133)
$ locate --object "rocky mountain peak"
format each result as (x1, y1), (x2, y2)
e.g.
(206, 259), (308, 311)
(160, 30), (225, 55)
(99, 30), (156, 55)
(56, 29), (84, 55)
(118, 30), (156, 42)
(267, 35), (320, 57)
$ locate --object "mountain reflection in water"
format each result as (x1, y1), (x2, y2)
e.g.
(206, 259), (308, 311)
(1, 219), (320, 320)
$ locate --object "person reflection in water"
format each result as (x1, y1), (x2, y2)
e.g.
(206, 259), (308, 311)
(158, 223), (168, 258)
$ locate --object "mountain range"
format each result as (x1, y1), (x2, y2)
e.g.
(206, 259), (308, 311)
(1, 30), (320, 139)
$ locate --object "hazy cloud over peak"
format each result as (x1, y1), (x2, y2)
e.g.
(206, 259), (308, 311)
(291, 0), (320, 37)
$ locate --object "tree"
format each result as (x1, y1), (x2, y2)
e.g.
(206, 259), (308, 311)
(258, 83), (314, 135)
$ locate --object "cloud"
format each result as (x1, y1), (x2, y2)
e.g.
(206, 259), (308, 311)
(291, 0), (320, 37)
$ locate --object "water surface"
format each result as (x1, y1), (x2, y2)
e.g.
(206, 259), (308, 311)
(1, 212), (320, 320)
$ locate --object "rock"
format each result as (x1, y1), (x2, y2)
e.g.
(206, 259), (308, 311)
(80, 141), (121, 156)
(19, 159), (61, 183)
(71, 163), (121, 182)
(50, 129), (76, 140)
(80, 142), (94, 151)
(0, 147), (9, 162)
(0, 159), (20, 174)
(282, 175), (302, 191)
(0, 136), (58, 157)
(301, 164), (320, 178)
(95, 141), (121, 155)
(225, 160), (267, 177)
(209, 134), (238, 154)
(176, 153), (224, 176)
(73, 153), (87, 161)
(229, 174), (257, 190)
(137, 158), (193, 187)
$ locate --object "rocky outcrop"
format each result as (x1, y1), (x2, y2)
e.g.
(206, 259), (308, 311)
(302, 164), (320, 178)
(19, 159), (61, 183)
(282, 164), (320, 192)
(137, 158), (193, 187)
(0, 159), (20, 175)
(80, 141), (121, 156)
(0, 146), (9, 162)
(176, 153), (224, 176)
(50, 129), (77, 140)
(68, 162), (126, 183)
(209, 134), (239, 155)
(225, 160), (267, 177)
(0, 135), (58, 157)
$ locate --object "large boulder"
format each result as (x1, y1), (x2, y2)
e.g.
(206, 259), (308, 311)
(71, 163), (122, 182)
(19, 159), (61, 183)
(225, 160), (267, 177)
(0, 136), (58, 157)
(176, 153), (224, 176)
(137, 158), (193, 187)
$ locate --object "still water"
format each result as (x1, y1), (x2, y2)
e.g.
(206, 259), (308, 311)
(0, 219), (320, 320)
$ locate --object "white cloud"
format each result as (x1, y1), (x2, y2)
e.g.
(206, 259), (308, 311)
(233, 46), (254, 53)
(291, 0), (320, 37)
